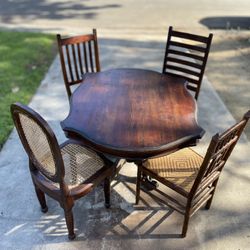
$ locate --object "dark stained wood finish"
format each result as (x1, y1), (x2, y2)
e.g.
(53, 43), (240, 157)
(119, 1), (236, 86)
(11, 103), (124, 240)
(57, 29), (101, 100)
(162, 26), (213, 100)
(136, 110), (250, 237)
(61, 68), (205, 160)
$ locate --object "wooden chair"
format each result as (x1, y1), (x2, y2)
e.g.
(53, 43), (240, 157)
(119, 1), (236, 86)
(136, 110), (250, 237)
(57, 29), (101, 100)
(162, 26), (213, 100)
(11, 103), (124, 240)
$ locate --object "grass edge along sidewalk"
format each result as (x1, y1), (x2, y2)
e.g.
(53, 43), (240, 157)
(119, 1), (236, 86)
(0, 30), (57, 149)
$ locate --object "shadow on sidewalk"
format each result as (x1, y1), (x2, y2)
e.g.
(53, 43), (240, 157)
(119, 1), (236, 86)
(200, 16), (250, 30)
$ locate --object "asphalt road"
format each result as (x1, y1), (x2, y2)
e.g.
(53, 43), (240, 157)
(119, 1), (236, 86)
(0, 0), (249, 34)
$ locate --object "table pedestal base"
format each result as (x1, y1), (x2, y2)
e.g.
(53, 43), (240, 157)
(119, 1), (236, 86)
(141, 174), (159, 191)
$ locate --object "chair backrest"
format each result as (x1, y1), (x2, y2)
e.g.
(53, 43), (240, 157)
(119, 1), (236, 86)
(11, 103), (65, 183)
(162, 26), (213, 100)
(191, 110), (250, 200)
(57, 29), (101, 99)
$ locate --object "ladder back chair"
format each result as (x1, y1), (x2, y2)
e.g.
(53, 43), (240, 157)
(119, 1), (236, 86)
(11, 103), (124, 240)
(162, 26), (213, 100)
(57, 29), (101, 100)
(136, 110), (250, 237)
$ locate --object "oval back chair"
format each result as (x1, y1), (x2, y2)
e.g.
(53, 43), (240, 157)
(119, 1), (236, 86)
(11, 103), (123, 239)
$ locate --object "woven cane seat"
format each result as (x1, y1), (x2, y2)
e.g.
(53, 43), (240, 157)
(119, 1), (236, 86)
(35, 143), (105, 188)
(144, 148), (204, 193)
(61, 143), (105, 187)
(19, 112), (105, 187)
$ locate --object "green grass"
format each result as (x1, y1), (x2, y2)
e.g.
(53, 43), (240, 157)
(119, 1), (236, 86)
(0, 30), (57, 149)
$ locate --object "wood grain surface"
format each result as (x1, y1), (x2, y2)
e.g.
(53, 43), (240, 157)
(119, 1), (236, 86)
(61, 68), (204, 159)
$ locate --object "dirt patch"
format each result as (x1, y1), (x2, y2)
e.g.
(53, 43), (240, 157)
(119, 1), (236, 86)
(205, 30), (250, 139)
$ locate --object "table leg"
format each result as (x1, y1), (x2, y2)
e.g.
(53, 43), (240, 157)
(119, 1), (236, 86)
(141, 174), (159, 190)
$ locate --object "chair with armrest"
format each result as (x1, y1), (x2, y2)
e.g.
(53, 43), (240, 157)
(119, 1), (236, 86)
(136, 110), (250, 237)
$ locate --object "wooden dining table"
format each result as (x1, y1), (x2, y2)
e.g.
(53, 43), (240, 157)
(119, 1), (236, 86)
(61, 68), (205, 165)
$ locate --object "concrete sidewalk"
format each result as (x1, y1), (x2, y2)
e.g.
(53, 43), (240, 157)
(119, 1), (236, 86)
(0, 35), (249, 250)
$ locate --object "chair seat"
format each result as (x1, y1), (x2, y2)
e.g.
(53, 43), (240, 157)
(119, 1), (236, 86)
(143, 148), (203, 193)
(11, 103), (117, 240)
(61, 143), (105, 187)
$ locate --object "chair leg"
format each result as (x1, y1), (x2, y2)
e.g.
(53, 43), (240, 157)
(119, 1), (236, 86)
(182, 209), (191, 238)
(104, 177), (111, 208)
(64, 209), (75, 240)
(34, 185), (48, 213)
(205, 195), (213, 210)
(135, 165), (142, 205)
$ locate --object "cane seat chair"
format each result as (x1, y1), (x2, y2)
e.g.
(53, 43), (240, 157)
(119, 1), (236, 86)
(162, 26), (213, 100)
(57, 29), (101, 100)
(11, 103), (124, 240)
(136, 110), (250, 237)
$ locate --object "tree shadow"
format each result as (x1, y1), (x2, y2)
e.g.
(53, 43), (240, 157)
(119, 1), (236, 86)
(0, 0), (121, 23)
(200, 16), (250, 30)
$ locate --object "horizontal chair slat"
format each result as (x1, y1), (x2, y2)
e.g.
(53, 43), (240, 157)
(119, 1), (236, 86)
(169, 41), (206, 53)
(165, 64), (201, 77)
(187, 85), (198, 92)
(165, 72), (199, 85)
(213, 136), (238, 158)
(171, 30), (210, 43)
(69, 79), (82, 86)
(195, 171), (220, 198)
(190, 193), (212, 217)
(192, 186), (214, 207)
(166, 57), (203, 70)
(168, 49), (204, 61)
(60, 34), (95, 45)
(219, 121), (245, 139)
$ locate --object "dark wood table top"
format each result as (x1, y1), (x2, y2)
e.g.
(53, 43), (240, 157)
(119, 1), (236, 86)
(61, 68), (205, 160)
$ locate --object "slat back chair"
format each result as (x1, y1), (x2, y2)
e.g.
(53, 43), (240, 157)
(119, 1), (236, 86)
(57, 29), (101, 99)
(136, 110), (250, 237)
(11, 103), (123, 240)
(162, 26), (213, 99)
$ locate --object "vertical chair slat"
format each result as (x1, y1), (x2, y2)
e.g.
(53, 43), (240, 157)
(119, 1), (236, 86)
(71, 44), (80, 81)
(88, 41), (94, 72)
(83, 42), (89, 73)
(77, 43), (84, 76)
(66, 45), (74, 83)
